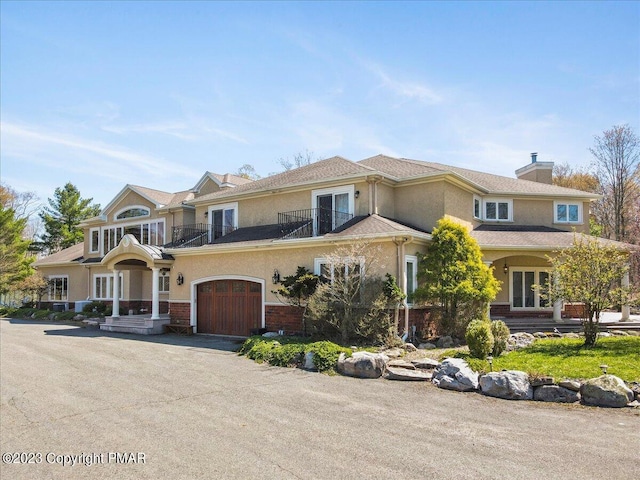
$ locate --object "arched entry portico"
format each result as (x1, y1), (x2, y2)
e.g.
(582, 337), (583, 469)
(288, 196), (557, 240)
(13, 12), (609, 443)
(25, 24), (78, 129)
(100, 234), (174, 334)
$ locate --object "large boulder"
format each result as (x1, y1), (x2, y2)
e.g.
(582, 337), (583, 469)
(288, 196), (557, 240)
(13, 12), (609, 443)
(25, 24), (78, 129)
(479, 371), (533, 400)
(534, 385), (580, 403)
(436, 336), (454, 348)
(580, 375), (634, 408)
(336, 352), (388, 379)
(411, 358), (440, 370)
(432, 358), (479, 392)
(507, 332), (536, 351)
(385, 367), (432, 381)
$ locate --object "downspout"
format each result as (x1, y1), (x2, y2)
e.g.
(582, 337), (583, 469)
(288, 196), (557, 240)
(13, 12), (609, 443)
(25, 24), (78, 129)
(393, 236), (411, 340)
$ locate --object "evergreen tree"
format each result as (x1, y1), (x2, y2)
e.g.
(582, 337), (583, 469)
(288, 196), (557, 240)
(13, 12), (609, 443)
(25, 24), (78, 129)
(39, 183), (101, 253)
(413, 218), (500, 337)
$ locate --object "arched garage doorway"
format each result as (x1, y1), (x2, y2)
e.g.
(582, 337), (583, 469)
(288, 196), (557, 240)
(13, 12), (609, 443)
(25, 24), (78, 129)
(196, 279), (262, 336)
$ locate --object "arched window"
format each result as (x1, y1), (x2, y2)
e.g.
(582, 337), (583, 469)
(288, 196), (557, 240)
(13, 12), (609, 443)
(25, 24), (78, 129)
(115, 207), (150, 220)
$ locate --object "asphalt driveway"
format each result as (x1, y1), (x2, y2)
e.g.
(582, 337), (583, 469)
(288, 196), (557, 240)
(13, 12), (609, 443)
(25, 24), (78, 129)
(1, 319), (638, 480)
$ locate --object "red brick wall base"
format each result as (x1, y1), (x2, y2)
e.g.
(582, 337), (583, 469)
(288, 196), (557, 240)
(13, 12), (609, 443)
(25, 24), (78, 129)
(169, 303), (191, 325)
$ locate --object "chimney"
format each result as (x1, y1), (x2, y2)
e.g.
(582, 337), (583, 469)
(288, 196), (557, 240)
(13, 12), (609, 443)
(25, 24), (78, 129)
(515, 152), (553, 184)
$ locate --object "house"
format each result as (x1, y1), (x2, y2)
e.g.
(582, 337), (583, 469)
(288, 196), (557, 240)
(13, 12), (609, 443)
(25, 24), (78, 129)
(33, 153), (632, 335)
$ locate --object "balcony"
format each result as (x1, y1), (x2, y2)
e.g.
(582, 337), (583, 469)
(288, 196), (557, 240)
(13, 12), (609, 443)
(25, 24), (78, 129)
(166, 224), (236, 248)
(278, 208), (353, 239)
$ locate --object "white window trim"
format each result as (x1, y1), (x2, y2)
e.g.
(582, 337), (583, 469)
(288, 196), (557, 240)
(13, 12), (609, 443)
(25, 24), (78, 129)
(48, 275), (69, 301)
(113, 205), (150, 222)
(509, 267), (552, 310)
(311, 185), (355, 236)
(473, 195), (482, 219)
(554, 201), (583, 224)
(314, 256), (365, 283)
(159, 271), (170, 293)
(93, 273), (124, 300)
(208, 202), (239, 228)
(405, 255), (418, 304)
(89, 228), (100, 254)
(100, 218), (166, 254)
(483, 198), (513, 222)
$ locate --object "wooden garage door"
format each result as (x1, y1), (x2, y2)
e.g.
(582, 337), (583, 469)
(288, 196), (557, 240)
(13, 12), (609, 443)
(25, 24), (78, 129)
(197, 280), (262, 336)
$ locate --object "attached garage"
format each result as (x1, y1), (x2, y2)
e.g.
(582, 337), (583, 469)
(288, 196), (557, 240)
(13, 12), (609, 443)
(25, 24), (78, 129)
(196, 279), (262, 336)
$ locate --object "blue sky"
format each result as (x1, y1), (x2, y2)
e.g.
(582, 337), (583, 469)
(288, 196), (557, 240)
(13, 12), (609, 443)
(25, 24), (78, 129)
(1, 1), (638, 209)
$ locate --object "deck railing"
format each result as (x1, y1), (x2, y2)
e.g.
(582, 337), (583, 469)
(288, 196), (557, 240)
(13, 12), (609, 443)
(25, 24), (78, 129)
(278, 208), (353, 239)
(167, 224), (235, 248)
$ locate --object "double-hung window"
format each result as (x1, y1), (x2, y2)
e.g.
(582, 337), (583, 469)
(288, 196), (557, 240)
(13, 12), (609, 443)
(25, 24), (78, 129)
(208, 202), (237, 241)
(554, 202), (582, 223)
(48, 276), (68, 301)
(159, 271), (170, 293)
(314, 257), (364, 284)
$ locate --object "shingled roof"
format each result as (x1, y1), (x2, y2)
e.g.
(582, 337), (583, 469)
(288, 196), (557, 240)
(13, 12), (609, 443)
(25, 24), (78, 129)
(33, 243), (84, 267)
(190, 156), (376, 204)
(359, 155), (599, 197)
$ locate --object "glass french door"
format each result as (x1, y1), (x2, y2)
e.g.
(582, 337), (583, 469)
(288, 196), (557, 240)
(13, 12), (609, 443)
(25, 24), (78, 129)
(511, 269), (550, 309)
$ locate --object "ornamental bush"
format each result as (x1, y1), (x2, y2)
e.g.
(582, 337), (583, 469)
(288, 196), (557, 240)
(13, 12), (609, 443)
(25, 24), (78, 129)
(465, 318), (494, 359)
(305, 341), (352, 372)
(491, 320), (510, 356)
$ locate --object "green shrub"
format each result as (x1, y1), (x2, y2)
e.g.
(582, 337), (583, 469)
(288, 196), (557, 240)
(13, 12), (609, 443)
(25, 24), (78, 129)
(238, 336), (265, 355)
(268, 343), (306, 367)
(0, 306), (18, 318)
(245, 340), (280, 363)
(306, 341), (352, 372)
(83, 301), (107, 314)
(465, 319), (494, 359)
(491, 320), (510, 356)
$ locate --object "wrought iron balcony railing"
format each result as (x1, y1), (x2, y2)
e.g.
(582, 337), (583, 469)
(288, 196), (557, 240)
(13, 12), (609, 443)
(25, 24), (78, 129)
(278, 208), (353, 239)
(166, 223), (236, 248)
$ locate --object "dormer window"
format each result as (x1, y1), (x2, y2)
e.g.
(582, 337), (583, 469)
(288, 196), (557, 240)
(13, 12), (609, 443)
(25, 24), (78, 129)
(115, 207), (150, 220)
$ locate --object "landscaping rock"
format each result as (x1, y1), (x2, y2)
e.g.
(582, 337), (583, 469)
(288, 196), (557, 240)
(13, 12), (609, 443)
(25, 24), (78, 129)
(388, 359), (415, 370)
(303, 352), (316, 371)
(629, 382), (640, 401)
(386, 367), (432, 381)
(626, 330), (639, 337)
(262, 331), (279, 338)
(533, 332), (547, 338)
(580, 375), (634, 408)
(610, 330), (629, 336)
(402, 343), (418, 352)
(562, 332), (580, 339)
(418, 342), (437, 350)
(73, 314), (85, 321)
(558, 380), (581, 392)
(336, 352), (389, 379)
(530, 376), (554, 387)
(436, 336), (454, 348)
(534, 385), (580, 403)
(411, 358), (440, 370)
(598, 332), (612, 338)
(382, 347), (404, 358)
(507, 332), (536, 351)
(432, 358), (479, 392)
(479, 371), (533, 400)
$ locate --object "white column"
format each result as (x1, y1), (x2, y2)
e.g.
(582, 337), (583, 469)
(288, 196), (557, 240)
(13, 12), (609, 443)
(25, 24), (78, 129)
(553, 274), (562, 322)
(112, 269), (120, 318)
(151, 267), (160, 320)
(621, 269), (630, 322)
(484, 262), (493, 318)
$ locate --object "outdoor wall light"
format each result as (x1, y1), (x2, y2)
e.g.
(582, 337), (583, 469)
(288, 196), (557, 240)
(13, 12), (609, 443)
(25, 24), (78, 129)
(272, 269), (280, 284)
(355, 190), (360, 199)
(503, 262), (508, 275)
(176, 273), (184, 286)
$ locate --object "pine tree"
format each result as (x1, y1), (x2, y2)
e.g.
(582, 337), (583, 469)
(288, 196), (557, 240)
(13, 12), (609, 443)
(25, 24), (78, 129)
(39, 183), (101, 253)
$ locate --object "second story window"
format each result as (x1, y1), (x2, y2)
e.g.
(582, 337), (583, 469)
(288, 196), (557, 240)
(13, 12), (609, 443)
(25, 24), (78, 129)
(484, 199), (512, 222)
(208, 202), (238, 240)
(473, 196), (481, 219)
(115, 207), (150, 220)
(102, 219), (165, 254)
(555, 202), (582, 223)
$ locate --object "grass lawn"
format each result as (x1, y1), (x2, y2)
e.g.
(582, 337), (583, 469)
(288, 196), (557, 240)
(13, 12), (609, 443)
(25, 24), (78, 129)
(452, 336), (640, 382)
